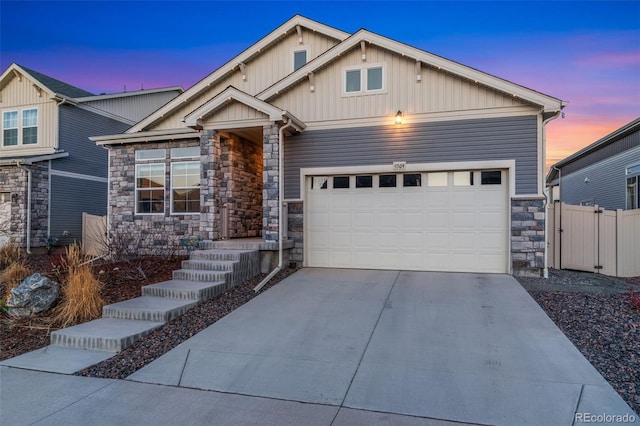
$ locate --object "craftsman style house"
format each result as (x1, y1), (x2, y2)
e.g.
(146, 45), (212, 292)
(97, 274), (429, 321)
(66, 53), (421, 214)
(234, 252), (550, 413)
(0, 63), (182, 250)
(92, 15), (565, 276)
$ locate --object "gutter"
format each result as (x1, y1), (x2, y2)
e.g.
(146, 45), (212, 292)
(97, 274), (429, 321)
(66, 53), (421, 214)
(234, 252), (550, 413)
(16, 161), (32, 254)
(254, 119), (298, 292)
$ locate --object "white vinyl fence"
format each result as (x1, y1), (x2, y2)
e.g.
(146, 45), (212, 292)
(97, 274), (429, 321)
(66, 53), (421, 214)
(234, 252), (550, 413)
(548, 203), (640, 277)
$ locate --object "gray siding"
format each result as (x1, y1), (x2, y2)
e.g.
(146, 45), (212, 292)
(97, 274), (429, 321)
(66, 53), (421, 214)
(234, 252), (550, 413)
(560, 145), (640, 210)
(284, 115), (538, 198)
(562, 127), (640, 176)
(49, 174), (107, 245)
(85, 90), (180, 122)
(55, 105), (129, 178)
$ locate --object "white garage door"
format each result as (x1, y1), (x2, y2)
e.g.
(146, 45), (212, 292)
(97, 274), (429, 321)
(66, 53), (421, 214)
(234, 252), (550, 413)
(306, 169), (509, 273)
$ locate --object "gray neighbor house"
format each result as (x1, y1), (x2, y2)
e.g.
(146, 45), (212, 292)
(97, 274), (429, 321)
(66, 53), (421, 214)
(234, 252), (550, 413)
(0, 63), (182, 251)
(547, 118), (640, 210)
(92, 15), (566, 277)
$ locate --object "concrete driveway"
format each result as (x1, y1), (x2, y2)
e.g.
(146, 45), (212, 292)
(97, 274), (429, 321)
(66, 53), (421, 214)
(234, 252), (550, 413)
(1, 269), (637, 425)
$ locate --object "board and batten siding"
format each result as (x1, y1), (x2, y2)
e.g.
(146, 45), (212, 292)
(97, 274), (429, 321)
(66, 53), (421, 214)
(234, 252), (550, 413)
(55, 105), (129, 178)
(284, 115), (538, 198)
(272, 45), (528, 123)
(0, 74), (58, 155)
(560, 145), (640, 210)
(49, 174), (107, 244)
(150, 30), (341, 132)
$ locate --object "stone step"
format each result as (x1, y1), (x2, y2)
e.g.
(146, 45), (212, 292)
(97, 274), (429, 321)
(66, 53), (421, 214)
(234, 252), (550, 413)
(102, 296), (198, 322)
(173, 268), (230, 282)
(181, 259), (237, 271)
(50, 318), (164, 352)
(142, 279), (227, 301)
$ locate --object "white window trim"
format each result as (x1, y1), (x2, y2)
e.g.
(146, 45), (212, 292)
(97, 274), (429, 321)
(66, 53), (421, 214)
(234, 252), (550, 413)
(292, 48), (308, 72)
(342, 62), (386, 96)
(2, 107), (39, 147)
(170, 161), (200, 215)
(135, 163), (166, 215)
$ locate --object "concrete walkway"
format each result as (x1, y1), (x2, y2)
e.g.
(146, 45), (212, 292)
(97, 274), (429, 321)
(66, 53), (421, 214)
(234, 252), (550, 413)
(1, 269), (637, 425)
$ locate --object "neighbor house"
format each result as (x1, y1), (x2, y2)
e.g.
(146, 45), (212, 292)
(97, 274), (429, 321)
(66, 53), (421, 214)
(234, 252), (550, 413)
(546, 117), (640, 210)
(91, 15), (565, 277)
(0, 63), (182, 250)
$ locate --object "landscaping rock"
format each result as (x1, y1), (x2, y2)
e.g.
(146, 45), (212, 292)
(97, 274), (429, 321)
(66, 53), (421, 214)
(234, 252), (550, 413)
(6, 273), (60, 317)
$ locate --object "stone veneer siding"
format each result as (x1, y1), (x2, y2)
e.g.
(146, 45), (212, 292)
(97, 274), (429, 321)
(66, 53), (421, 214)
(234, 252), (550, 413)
(286, 201), (304, 266)
(219, 134), (263, 238)
(0, 164), (49, 248)
(511, 197), (545, 277)
(108, 139), (204, 255)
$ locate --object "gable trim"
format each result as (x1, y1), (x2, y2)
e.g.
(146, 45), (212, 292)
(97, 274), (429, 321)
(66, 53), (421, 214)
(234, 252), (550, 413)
(258, 29), (566, 113)
(127, 15), (348, 133)
(0, 64), (56, 100)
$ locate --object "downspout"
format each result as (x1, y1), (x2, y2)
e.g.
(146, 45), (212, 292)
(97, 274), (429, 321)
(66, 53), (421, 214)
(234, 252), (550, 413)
(254, 119), (295, 292)
(16, 161), (32, 254)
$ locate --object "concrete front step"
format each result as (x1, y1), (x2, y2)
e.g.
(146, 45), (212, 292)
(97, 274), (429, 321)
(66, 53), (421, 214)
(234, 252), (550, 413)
(102, 296), (198, 322)
(182, 259), (237, 271)
(190, 248), (258, 261)
(142, 279), (227, 301)
(51, 318), (164, 352)
(173, 269), (230, 282)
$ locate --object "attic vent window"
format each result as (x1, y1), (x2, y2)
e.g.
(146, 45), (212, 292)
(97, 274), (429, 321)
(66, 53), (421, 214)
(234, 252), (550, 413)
(293, 49), (307, 71)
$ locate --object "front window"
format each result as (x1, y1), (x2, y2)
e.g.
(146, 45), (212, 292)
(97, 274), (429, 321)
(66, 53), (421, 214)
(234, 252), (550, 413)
(344, 64), (385, 94)
(367, 67), (383, 91)
(2, 111), (18, 146)
(135, 163), (165, 214)
(171, 162), (200, 214)
(345, 69), (361, 93)
(22, 109), (37, 144)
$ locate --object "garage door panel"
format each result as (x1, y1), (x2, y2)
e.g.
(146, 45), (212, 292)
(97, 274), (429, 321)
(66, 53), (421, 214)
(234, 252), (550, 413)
(306, 169), (508, 273)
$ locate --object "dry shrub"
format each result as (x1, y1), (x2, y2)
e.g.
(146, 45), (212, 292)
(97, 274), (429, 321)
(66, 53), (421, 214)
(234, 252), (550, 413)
(0, 241), (25, 270)
(1, 261), (32, 306)
(53, 244), (104, 328)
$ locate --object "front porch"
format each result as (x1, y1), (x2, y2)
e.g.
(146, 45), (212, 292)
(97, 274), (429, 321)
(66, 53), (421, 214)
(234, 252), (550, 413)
(201, 237), (295, 273)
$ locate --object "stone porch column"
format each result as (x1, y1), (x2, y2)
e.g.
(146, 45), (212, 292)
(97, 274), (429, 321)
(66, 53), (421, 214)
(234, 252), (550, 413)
(199, 129), (218, 241)
(262, 123), (279, 242)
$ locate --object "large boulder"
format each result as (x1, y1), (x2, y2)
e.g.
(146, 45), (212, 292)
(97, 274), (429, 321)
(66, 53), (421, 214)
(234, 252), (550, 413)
(6, 273), (60, 317)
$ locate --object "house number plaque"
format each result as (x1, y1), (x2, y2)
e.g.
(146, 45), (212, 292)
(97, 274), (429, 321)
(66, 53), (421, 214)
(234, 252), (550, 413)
(393, 161), (406, 171)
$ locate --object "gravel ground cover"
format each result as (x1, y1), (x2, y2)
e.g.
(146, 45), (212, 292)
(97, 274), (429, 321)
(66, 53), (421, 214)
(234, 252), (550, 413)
(517, 269), (640, 415)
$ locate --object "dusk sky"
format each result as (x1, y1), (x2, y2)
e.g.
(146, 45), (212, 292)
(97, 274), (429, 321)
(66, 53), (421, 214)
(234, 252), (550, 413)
(1, 1), (638, 168)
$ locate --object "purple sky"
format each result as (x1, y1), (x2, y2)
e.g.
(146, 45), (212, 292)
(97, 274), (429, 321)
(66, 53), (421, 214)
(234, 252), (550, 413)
(2, 1), (638, 166)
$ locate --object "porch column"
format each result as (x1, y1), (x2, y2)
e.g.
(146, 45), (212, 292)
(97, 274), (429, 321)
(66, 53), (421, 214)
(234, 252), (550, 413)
(262, 123), (279, 242)
(199, 129), (218, 240)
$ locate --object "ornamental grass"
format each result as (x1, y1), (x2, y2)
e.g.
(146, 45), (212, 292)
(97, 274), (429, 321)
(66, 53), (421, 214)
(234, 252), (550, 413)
(0, 261), (31, 307)
(53, 243), (103, 328)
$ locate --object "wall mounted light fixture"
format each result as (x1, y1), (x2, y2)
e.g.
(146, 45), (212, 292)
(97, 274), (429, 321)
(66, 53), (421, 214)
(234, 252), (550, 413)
(395, 110), (403, 125)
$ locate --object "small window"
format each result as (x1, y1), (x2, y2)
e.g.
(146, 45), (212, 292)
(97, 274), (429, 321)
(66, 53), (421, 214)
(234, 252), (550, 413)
(333, 176), (349, 189)
(453, 171), (473, 186)
(367, 67), (383, 91)
(627, 176), (638, 209)
(2, 111), (18, 146)
(580, 200), (595, 207)
(356, 175), (373, 188)
(627, 164), (640, 175)
(481, 170), (501, 185)
(293, 49), (307, 71)
(427, 172), (448, 187)
(171, 147), (199, 159)
(171, 162), (200, 214)
(312, 176), (328, 190)
(379, 174), (397, 188)
(345, 69), (361, 93)
(403, 174), (421, 187)
(136, 149), (166, 161)
(22, 109), (37, 145)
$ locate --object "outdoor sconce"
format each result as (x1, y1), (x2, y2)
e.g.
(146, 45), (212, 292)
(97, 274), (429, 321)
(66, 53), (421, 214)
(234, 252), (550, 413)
(11, 193), (19, 203)
(395, 110), (403, 125)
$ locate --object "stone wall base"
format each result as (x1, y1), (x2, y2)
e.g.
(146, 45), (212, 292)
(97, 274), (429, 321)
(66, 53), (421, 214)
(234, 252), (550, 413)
(511, 197), (545, 277)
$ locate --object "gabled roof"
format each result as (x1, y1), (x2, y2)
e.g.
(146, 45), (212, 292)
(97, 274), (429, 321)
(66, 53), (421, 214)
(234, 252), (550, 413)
(74, 86), (183, 102)
(546, 117), (640, 184)
(258, 29), (566, 113)
(183, 86), (305, 130)
(0, 63), (95, 98)
(128, 15), (349, 133)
